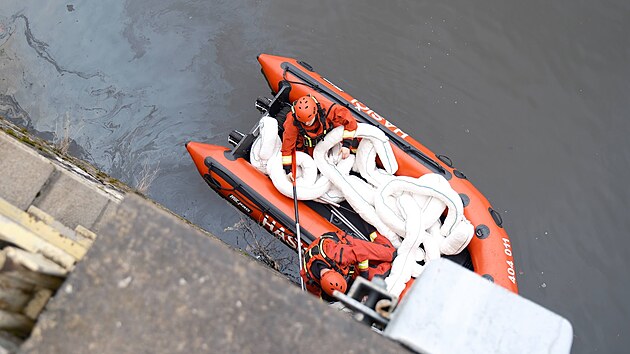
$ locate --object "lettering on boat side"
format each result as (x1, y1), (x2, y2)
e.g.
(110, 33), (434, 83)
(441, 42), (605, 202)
(350, 99), (409, 139)
(261, 214), (298, 249)
(228, 194), (252, 214)
(502, 238), (517, 284)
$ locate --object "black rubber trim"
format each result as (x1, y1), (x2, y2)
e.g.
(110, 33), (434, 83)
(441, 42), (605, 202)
(475, 224), (490, 239)
(297, 60), (314, 71)
(436, 154), (453, 167)
(280, 62), (447, 176)
(489, 208), (504, 228)
(203, 173), (232, 191)
(203, 155), (316, 244)
(453, 170), (467, 179)
(459, 193), (470, 207)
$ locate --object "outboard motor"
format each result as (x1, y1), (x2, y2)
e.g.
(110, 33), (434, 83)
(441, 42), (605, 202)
(255, 97), (272, 114)
(228, 130), (245, 147)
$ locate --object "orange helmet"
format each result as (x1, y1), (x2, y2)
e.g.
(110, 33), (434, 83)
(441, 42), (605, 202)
(320, 270), (347, 296)
(292, 95), (319, 124)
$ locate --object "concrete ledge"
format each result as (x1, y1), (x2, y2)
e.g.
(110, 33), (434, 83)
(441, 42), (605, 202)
(32, 169), (112, 231)
(385, 259), (573, 353)
(20, 195), (406, 353)
(90, 201), (119, 234)
(0, 132), (55, 210)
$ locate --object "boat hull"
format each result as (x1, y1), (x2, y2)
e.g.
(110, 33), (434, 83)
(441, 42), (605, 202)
(187, 54), (518, 293)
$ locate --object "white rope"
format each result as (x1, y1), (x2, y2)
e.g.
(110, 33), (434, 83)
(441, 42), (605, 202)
(250, 119), (474, 298)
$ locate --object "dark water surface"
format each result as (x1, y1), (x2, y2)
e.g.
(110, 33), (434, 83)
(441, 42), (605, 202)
(2, 1), (629, 352)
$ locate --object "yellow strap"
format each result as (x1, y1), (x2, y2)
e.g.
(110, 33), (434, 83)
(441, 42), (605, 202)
(342, 129), (356, 139)
(318, 238), (328, 259)
(358, 260), (369, 270)
(282, 155), (292, 165)
(369, 231), (378, 242)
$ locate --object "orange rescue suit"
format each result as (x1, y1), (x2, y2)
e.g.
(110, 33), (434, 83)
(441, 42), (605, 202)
(300, 231), (396, 299)
(281, 104), (358, 172)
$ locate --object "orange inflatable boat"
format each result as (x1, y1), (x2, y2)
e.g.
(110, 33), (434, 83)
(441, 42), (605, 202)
(187, 54), (518, 294)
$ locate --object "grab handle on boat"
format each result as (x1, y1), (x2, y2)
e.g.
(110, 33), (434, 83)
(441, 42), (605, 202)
(203, 173), (226, 191)
(203, 159), (236, 191)
(489, 208), (504, 228)
(404, 147), (447, 175)
(436, 154), (453, 168)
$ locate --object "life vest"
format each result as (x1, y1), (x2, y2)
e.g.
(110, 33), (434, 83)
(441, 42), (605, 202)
(291, 95), (335, 148)
(302, 231), (356, 289)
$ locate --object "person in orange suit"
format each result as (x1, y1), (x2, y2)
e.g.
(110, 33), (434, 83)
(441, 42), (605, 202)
(301, 230), (396, 301)
(281, 95), (358, 177)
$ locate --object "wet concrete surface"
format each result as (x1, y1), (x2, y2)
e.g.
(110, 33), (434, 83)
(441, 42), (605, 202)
(1, 1), (629, 352)
(20, 194), (407, 354)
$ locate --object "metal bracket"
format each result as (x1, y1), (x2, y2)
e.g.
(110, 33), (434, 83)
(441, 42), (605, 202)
(333, 277), (398, 329)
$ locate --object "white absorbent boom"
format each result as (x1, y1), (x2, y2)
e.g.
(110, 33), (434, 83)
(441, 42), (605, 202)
(250, 118), (473, 298)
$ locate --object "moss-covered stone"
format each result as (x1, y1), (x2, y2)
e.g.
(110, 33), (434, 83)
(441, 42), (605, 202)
(0, 116), (131, 195)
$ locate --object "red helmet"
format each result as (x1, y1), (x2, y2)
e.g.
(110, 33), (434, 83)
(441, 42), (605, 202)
(292, 95), (319, 124)
(320, 270), (347, 296)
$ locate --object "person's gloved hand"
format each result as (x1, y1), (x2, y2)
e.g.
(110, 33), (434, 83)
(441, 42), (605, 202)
(283, 164), (292, 180)
(340, 146), (350, 159)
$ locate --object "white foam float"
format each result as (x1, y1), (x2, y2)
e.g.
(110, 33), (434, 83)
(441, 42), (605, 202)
(250, 117), (474, 298)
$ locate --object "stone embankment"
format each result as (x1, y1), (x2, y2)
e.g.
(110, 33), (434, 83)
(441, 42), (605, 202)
(0, 120), (124, 351)
(0, 118), (404, 353)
